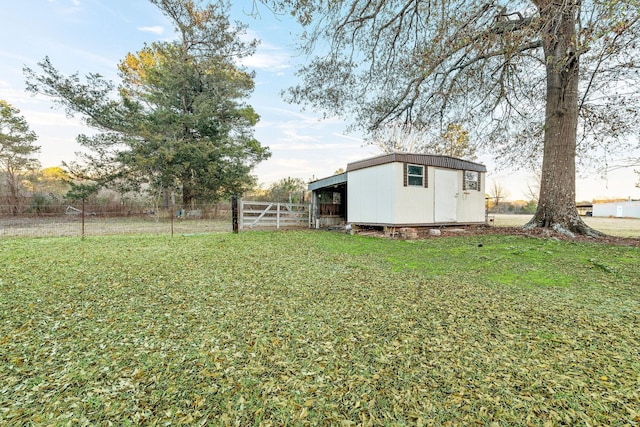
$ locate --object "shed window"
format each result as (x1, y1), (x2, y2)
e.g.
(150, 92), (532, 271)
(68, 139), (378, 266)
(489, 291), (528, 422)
(463, 170), (480, 191)
(406, 164), (424, 186)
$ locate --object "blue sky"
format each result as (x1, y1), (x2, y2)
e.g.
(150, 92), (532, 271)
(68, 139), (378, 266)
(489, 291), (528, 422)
(1, 0), (639, 201)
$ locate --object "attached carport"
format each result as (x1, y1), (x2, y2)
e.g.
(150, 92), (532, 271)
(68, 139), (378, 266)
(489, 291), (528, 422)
(308, 172), (348, 228)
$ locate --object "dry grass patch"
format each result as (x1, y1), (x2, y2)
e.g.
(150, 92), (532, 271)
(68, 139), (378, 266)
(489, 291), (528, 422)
(491, 214), (640, 237)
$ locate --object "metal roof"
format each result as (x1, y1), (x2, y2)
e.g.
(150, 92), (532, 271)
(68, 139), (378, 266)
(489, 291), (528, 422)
(308, 172), (348, 191)
(308, 154), (486, 191)
(346, 153), (487, 173)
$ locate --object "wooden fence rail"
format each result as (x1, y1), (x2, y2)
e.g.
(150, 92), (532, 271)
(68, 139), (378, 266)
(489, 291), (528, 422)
(240, 201), (311, 229)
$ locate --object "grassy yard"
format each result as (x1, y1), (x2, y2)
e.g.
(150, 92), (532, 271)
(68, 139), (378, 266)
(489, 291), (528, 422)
(1, 231), (639, 426)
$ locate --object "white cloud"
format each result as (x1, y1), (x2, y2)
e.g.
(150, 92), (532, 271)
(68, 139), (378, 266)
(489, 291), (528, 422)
(45, 0), (80, 7)
(331, 132), (364, 143)
(258, 108), (344, 129)
(252, 157), (321, 184)
(241, 40), (291, 74)
(243, 53), (290, 73)
(27, 110), (85, 128)
(0, 50), (32, 64)
(258, 119), (346, 148)
(268, 141), (363, 151)
(138, 26), (165, 35)
(0, 86), (35, 105)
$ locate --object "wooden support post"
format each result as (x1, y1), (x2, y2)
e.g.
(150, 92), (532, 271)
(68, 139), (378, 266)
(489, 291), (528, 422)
(232, 195), (239, 233)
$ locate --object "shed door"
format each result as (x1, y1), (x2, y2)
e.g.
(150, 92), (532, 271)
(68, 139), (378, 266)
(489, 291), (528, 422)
(434, 169), (458, 222)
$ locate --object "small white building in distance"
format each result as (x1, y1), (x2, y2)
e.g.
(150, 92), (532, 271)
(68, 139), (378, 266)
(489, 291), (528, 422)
(593, 199), (640, 218)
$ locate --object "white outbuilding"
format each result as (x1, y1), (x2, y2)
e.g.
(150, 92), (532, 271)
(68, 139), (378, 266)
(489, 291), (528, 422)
(309, 153), (487, 228)
(592, 199), (640, 218)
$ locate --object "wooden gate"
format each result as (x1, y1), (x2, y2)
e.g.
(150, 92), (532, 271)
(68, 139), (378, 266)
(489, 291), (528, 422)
(240, 201), (311, 229)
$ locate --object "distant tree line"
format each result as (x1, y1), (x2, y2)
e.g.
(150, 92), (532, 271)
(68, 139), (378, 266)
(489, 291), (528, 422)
(244, 177), (309, 204)
(486, 198), (538, 215)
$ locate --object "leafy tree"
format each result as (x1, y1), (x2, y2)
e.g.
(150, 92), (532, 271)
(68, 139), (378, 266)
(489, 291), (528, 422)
(266, 0), (640, 235)
(0, 100), (40, 215)
(435, 123), (476, 160)
(522, 200), (538, 215)
(370, 122), (476, 159)
(23, 167), (69, 214)
(369, 123), (429, 154)
(25, 0), (270, 208)
(34, 166), (70, 198)
(267, 177), (308, 202)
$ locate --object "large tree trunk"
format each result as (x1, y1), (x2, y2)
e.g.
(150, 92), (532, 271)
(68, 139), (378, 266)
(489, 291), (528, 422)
(525, 1), (602, 237)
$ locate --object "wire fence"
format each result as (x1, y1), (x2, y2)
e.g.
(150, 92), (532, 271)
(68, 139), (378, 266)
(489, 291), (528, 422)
(0, 203), (233, 238)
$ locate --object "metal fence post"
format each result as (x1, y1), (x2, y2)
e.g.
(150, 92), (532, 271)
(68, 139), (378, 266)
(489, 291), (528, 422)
(81, 198), (86, 240)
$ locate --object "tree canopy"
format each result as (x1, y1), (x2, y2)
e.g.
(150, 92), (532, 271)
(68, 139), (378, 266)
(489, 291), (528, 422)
(25, 0), (270, 207)
(371, 122), (476, 159)
(35, 167), (70, 198)
(266, 0), (640, 235)
(267, 177), (308, 203)
(0, 100), (40, 215)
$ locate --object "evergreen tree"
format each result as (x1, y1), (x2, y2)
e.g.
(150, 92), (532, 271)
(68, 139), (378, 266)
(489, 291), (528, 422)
(25, 0), (269, 207)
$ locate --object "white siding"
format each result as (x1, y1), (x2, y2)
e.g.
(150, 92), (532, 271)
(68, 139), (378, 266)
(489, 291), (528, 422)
(457, 171), (486, 223)
(347, 162), (485, 225)
(347, 163), (396, 224)
(392, 163), (434, 224)
(593, 201), (640, 218)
